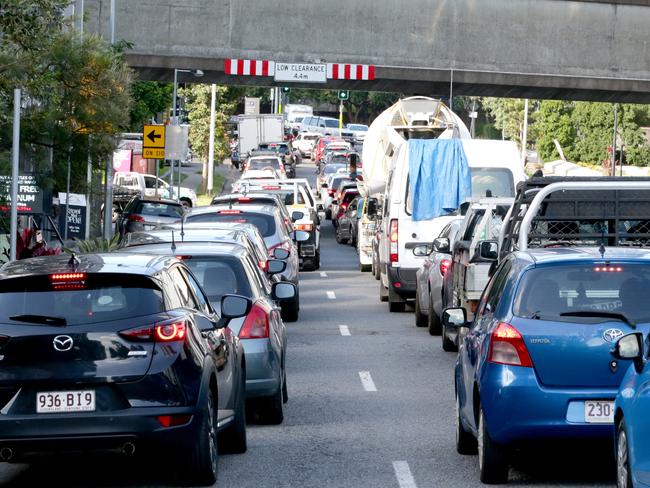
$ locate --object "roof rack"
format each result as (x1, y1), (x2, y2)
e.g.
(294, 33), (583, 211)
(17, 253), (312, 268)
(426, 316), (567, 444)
(498, 177), (650, 260)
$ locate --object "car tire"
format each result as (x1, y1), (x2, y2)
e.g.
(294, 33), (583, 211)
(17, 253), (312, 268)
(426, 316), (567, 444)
(282, 369), (288, 404)
(427, 293), (442, 336)
(455, 390), (477, 455)
(388, 285), (406, 313)
(282, 298), (299, 322)
(442, 322), (457, 352)
(617, 419), (633, 488)
(325, 209), (332, 220)
(314, 251), (321, 270)
(261, 374), (284, 425)
(360, 262), (371, 272)
(414, 290), (427, 327)
(220, 367), (247, 454)
(179, 393), (218, 486)
(478, 408), (509, 484)
(373, 255), (381, 280)
(379, 281), (389, 302)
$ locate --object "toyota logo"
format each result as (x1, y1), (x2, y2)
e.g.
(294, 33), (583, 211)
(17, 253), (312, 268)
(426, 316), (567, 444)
(603, 328), (625, 343)
(53, 335), (73, 352)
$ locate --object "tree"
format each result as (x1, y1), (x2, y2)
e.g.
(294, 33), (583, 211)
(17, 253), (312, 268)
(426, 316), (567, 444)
(533, 101), (575, 161)
(481, 98), (526, 145)
(129, 81), (172, 131)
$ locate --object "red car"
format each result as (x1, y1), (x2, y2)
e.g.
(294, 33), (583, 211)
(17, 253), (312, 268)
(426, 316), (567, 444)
(332, 188), (360, 228)
(312, 136), (345, 164)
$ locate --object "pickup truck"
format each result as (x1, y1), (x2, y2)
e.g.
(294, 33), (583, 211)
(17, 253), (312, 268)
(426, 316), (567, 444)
(113, 172), (197, 208)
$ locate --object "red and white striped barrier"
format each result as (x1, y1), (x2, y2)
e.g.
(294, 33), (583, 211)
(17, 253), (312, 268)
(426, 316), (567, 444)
(327, 63), (375, 81)
(224, 59), (275, 76)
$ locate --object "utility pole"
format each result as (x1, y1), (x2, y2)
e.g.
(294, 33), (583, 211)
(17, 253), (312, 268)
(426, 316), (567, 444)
(611, 104), (618, 177)
(109, 0), (116, 44)
(9, 89), (21, 262)
(207, 84), (216, 195)
(521, 99), (529, 166)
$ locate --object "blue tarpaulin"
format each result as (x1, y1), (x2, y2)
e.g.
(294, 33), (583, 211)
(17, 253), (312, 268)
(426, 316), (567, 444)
(408, 139), (471, 221)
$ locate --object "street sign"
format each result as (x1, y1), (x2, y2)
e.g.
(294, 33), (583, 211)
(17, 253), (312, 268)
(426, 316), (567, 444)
(143, 148), (165, 159)
(143, 124), (165, 149)
(165, 125), (189, 160)
(274, 63), (327, 83)
(338, 90), (349, 101)
(244, 97), (260, 115)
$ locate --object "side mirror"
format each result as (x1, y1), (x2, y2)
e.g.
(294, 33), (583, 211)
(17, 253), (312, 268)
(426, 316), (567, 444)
(221, 294), (252, 320)
(291, 211), (305, 221)
(613, 332), (645, 373)
(267, 259), (287, 275)
(442, 307), (468, 329)
(478, 240), (498, 261)
(272, 247), (290, 260)
(412, 244), (432, 257)
(272, 281), (297, 300)
(321, 183), (328, 189)
(367, 199), (378, 217)
(433, 237), (450, 253)
(291, 230), (310, 242)
(331, 200), (338, 205)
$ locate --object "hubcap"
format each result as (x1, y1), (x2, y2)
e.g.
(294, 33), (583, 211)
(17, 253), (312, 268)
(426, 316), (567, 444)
(207, 398), (218, 474)
(617, 429), (629, 488)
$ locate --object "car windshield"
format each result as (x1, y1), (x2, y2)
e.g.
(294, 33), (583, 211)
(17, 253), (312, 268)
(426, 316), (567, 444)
(304, 135), (318, 141)
(513, 264), (650, 323)
(324, 164), (347, 175)
(249, 158), (281, 170)
(329, 154), (349, 164)
(183, 257), (251, 302)
(0, 274), (164, 325)
(135, 202), (184, 218)
(186, 211), (277, 237)
(470, 168), (514, 198)
(348, 124), (368, 131)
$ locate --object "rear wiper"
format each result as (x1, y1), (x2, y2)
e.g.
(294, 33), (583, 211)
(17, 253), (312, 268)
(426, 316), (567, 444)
(559, 311), (636, 329)
(8, 315), (67, 326)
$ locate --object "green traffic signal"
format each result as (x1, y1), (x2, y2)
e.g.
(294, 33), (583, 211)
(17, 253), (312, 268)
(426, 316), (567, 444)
(338, 90), (349, 101)
(282, 87), (291, 93)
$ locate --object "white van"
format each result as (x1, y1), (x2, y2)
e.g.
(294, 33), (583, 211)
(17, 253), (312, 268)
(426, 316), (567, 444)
(378, 139), (525, 312)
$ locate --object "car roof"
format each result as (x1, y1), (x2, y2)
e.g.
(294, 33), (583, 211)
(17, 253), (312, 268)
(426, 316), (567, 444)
(123, 228), (246, 247)
(135, 196), (181, 206)
(249, 155), (282, 161)
(190, 203), (279, 216)
(517, 247), (650, 265)
(0, 253), (174, 279)
(124, 241), (247, 258)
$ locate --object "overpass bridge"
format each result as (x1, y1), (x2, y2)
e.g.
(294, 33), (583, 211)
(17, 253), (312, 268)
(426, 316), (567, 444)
(82, 0), (650, 103)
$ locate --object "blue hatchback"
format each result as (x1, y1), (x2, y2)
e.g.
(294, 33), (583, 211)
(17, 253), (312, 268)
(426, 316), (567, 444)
(445, 247), (650, 484)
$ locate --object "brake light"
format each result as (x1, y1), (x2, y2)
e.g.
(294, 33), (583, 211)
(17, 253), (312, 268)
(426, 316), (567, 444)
(50, 273), (86, 282)
(127, 214), (145, 222)
(594, 266), (623, 272)
(341, 202), (349, 211)
(218, 210), (241, 215)
(238, 197), (252, 202)
(440, 259), (451, 277)
(488, 322), (533, 368)
(157, 415), (192, 428)
(175, 255), (192, 260)
(389, 219), (399, 263)
(262, 186), (281, 190)
(259, 259), (269, 272)
(120, 319), (187, 343)
(328, 189), (335, 196)
(239, 303), (270, 339)
(295, 223), (313, 231)
(269, 240), (292, 258)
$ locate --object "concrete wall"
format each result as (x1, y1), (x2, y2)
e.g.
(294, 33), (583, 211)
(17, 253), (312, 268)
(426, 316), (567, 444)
(82, 0), (650, 102)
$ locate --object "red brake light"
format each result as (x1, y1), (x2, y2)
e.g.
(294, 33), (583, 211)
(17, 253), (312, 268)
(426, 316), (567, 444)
(127, 214), (145, 222)
(389, 219), (399, 263)
(120, 319), (187, 343)
(262, 185), (281, 190)
(238, 197), (252, 202)
(295, 223), (313, 231)
(155, 321), (186, 342)
(157, 414), (192, 428)
(175, 255), (192, 260)
(50, 273), (86, 282)
(488, 322), (533, 368)
(259, 259), (269, 272)
(239, 303), (270, 339)
(328, 189), (335, 196)
(218, 210), (241, 215)
(440, 259), (451, 277)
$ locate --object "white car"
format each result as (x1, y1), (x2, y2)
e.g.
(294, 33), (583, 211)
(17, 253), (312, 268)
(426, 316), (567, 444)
(346, 123), (368, 145)
(243, 155), (287, 179)
(293, 132), (320, 158)
(113, 171), (197, 207)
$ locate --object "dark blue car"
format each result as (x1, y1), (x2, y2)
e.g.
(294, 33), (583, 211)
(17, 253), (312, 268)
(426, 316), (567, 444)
(446, 247), (650, 484)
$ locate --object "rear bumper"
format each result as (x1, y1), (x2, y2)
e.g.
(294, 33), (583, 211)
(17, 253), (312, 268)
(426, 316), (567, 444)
(477, 364), (617, 445)
(387, 266), (417, 298)
(241, 338), (281, 399)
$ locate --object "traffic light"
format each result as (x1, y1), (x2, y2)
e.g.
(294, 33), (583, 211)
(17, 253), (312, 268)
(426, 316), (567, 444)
(282, 87), (291, 94)
(338, 90), (349, 101)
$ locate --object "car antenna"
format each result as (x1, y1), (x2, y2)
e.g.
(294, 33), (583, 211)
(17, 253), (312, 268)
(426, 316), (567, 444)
(67, 252), (80, 270)
(180, 215), (185, 240)
(171, 230), (176, 253)
(599, 228), (606, 259)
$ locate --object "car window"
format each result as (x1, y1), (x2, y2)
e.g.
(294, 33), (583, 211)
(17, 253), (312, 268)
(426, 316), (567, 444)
(186, 211), (276, 237)
(169, 267), (201, 310)
(135, 202), (184, 218)
(181, 268), (213, 316)
(471, 168), (514, 198)
(476, 260), (512, 318)
(462, 211), (485, 241)
(324, 119), (339, 128)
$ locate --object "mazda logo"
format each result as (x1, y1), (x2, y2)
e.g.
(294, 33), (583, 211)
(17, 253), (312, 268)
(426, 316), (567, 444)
(603, 328), (625, 343)
(53, 335), (73, 352)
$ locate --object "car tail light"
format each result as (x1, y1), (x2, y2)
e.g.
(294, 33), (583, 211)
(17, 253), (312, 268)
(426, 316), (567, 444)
(328, 189), (335, 196)
(440, 259), (451, 277)
(157, 414), (192, 428)
(120, 318), (187, 343)
(175, 255), (192, 260)
(262, 185), (281, 190)
(389, 219), (399, 263)
(238, 197), (252, 202)
(341, 202), (350, 211)
(50, 273), (86, 282)
(127, 214), (145, 222)
(295, 223), (313, 231)
(218, 209), (241, 215)
(488, 322), (533, 368)
(239, 303), (270, 339)
(259, 259), (269, 272)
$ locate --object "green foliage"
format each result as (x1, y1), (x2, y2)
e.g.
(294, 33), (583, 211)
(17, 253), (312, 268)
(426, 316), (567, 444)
(69, 233), (121, 253)
(129, 81), (172, 131)
(481, 98), (526, 144)
(533, 101), (575, 161)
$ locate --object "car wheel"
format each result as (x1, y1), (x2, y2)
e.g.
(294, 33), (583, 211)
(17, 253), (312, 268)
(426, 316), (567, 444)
(388, 285), (405, 312)
(441, 322), (457, 352)
(180, 393), (218, 486)
(360, 262), (371, 272)
(414, 290), (427, 327)
(282, 368), (288, 404)
(373, 255), (381, 280)
(379, 281), (389, 302)
(220, 367), (247, 454)
(428, 293), (442, 336)
(455, 390), (477, 455)
(325, 209), (332, 220)
(617, 419), (633, 488)
(478, 408), (509, 484)
(261, 373), (284, 425)
(314, 251), (321, 270)
(282, 298), (299, 322)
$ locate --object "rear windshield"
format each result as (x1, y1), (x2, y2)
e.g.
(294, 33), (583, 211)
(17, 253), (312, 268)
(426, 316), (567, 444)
(513, 264), (650, 323)
(324, 164), (347, 175)
(187, 212), (276, 237)
(343, 192), (359, 203)
(304, 135), (318, 141)
(330, 176), (350, 189)
(324, 119), (339, 128)
(249, 158), (281, 170)
(135, 202), (184, 218)
(184, 257), (251, 301)
(330, 155), (349, 164)
(0, 274), (164, 325)
(471, 168), (514, 198)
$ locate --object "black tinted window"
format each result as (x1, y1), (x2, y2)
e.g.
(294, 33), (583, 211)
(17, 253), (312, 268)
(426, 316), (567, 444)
(184, 257), (252, 301)
(135, 202), (184, 218)
(186, 212), (276, 237)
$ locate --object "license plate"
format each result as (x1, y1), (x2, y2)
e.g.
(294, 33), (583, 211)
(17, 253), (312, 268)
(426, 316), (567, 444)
(584, 400), (614, 423)
(36, 390), (96, 413)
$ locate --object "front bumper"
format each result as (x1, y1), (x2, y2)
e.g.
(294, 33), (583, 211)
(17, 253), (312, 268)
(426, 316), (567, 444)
(241, 338), (281, 399)
(387, 266), (417, 298)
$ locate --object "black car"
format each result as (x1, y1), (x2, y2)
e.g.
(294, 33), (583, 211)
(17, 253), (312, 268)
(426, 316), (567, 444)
(0, 253), (251, 485)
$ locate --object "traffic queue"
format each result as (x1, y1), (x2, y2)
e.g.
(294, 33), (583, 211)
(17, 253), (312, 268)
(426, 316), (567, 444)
(327, 96), (650, 487)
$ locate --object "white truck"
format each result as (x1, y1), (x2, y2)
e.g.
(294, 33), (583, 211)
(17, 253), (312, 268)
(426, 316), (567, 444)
(237, 115), (285, 156)
(284, 104), (313, 130)
(113, 172), (198, 208)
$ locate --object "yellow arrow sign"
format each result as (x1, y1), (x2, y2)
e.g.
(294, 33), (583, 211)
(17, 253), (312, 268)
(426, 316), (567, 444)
(143, 148), (165, 159)
(143, 124), (165, 148)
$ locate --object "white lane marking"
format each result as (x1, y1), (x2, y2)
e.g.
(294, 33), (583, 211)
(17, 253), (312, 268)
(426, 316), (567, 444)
(320, 271), (328, 278)
(339, 325), (351, 336)
(358, 371), (377, 392)
(393, 461), (417, 488)
(327, 291), (336, 300)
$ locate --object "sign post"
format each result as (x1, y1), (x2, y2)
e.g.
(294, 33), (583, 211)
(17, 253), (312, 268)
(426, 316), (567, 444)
(10, 89), (21, 262)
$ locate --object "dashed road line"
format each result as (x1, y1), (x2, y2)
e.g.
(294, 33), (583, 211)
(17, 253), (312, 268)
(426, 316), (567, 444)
(393, 461), (417, 488)
(320, 271), (328, 278)
(339, 325), (351, 336)
(358, 371), (377, 392)
(327, 291), (336, 300)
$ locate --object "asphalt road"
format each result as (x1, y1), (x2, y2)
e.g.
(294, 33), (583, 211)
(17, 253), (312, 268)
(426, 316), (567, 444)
(0, 163), (617, 487)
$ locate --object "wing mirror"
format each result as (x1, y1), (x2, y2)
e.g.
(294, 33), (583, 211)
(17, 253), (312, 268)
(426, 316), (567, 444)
(291, 230), (310, 242)
(267, 259), (287, 275)
(441, 307), (469, 329)
(291, 211), (305, 221)
(477, 240), (498, 261)
(612, 332), (645, 373)
(321, 183), (328, 188)
(433, 237), (450, 253)
(331, 199), (338, 205)
(221, 294), (252, 320)
(272, 247), (290, 260)
(412, 244), (432, 257)
(272, 281), (297, 300)
(366, 198), (378, 217)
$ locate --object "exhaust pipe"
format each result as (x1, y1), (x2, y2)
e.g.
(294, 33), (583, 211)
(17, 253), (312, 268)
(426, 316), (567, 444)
(0, 448), (14, 461)
(121, 442), (136, 456)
